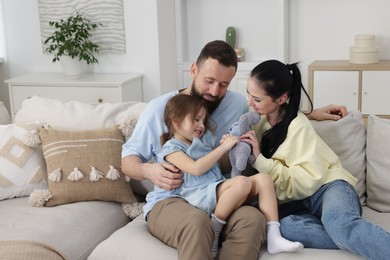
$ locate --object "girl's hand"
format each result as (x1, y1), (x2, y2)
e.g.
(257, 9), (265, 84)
(240, 130), (260, 158)
(220, 134), (240, 149)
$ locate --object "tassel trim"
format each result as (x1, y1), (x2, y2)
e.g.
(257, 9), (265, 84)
(47, 165), (122, 182)
(119, 116), (137, 138)
(28, 189), (53, 207)
(106, 165), (120, 180)
(21, 121), (50, 147)
(89, 166), (104, 182)
(122, 202), (145, 220)
(48, 168), (62, 182)
(68, 167), (84, 181)
(22, 129), (41, 147)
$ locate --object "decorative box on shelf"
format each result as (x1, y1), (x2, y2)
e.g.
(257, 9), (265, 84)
(5, 72), (143, 118)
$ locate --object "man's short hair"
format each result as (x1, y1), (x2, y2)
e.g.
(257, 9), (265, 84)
(196, 40), (238, 71)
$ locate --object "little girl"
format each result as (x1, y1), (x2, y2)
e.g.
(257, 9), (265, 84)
(145, 94), (303, 257)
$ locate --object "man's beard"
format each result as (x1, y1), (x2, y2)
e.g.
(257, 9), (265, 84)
(191, 82), (223, 115)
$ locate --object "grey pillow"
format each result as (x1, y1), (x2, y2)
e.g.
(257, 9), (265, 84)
(310, 110), (366, 205)
(366, 115), (390, 212)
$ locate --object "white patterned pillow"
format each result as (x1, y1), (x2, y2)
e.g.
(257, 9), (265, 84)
(0, 124), (47, 200)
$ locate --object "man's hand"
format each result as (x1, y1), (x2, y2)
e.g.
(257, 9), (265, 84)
(122, 155), (183, 191)
(307, 104), (348, 121)
(145, 162), (183, 191)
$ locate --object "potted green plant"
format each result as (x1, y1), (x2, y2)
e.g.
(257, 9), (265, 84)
(44, 12), (102, 76)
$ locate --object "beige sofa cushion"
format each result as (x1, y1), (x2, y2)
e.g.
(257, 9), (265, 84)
(0, 197), (129, 260)
(89, 214), (365, 260)
(366, 115), (390, 212)
(310, 110), (366, 204)
(88, 215), (178, 260)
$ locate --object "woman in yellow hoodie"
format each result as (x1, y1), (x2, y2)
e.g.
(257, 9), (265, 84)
(240, 59), (390, 260)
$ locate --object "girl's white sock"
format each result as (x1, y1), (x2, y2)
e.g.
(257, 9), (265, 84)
(210, 214), (226, 258)
(266, 221), (303, 254)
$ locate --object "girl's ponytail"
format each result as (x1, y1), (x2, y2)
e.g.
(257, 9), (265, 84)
(250, 60), (312, 158)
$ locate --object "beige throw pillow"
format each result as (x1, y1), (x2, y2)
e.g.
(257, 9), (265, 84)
(310, 110), (366, 204)
(366, 115), (390, 212)
(39, 125), (136, 206)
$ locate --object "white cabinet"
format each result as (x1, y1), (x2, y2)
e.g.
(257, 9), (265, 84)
(311, 71), (359, 111)
(361, 71), (390, 115)
(6, 73), (143, 118)
(308, 60), (390, 118)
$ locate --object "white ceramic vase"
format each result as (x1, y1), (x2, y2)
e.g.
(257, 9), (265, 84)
(60, 56), (84, 77)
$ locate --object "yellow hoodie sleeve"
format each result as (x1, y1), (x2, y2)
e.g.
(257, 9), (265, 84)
(252, 112), (357, 204)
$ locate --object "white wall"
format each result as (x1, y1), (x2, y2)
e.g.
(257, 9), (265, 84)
(0, 0), (178, 111)
(289, 0), (390, 91)
(156, 0), (178, 95)
(182, 0), (282, 62)
(1, 0), (390, 113)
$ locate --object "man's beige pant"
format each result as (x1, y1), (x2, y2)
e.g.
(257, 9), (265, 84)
(147, 197), (266, 260)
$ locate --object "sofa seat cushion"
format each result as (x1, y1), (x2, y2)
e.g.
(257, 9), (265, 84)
(258, 248), (364, 259)
(0, 197), (129, 260)
(259, 206), (388, 259)
(89, 211), (380, 260)
(88, 215), (177, 260)
(362, 206), (390, 232)
(0, 240), (66, 260)
(89, 216), (364, 260)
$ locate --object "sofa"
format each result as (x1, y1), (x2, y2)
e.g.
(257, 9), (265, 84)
(1, 96), (389, 260)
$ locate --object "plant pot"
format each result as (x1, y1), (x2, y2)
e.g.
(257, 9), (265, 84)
(60, 56), (84, 77)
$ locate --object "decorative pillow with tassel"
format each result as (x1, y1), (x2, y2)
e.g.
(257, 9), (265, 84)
(0, 123), (47, 200)
(29, 125), (137, 207)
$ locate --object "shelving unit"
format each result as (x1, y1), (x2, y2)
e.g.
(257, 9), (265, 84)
(308, 60), (390, 118)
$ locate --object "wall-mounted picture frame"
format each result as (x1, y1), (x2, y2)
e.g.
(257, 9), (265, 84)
(38, 0), (126, 54)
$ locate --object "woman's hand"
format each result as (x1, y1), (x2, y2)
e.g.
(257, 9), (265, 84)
(307, 104), (348, 121)
(240, 130), (260, 159)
